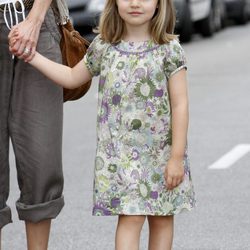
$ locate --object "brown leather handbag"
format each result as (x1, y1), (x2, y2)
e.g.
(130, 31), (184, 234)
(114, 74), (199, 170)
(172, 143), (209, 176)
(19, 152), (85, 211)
(60, 20), (91, 102)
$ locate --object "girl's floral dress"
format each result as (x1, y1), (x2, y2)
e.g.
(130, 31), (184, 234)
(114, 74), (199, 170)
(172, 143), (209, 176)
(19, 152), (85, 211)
(84, 35), (196, 216)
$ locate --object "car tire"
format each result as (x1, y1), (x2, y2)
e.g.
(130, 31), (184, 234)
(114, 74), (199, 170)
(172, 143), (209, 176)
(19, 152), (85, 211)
(179, 1), (193, 43)
(198, 7), (215, 37)
(236, 0), (248, 24)
(220, 9), (227, 29)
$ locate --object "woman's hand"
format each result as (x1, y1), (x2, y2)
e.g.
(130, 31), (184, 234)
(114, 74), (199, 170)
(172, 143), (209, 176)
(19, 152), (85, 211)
(8, 17), (42, 62)
(165, 157), (184, 190)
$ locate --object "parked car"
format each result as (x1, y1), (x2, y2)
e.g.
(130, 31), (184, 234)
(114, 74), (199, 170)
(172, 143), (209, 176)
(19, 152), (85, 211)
(175, 0), (226, 42)
(67, 0), (226, 42)
(224, 0), (250, 24)
(67, 0), (104, 41)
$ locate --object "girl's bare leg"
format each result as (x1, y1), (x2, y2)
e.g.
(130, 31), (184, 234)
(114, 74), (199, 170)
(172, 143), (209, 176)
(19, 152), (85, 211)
(147, 215), (174, 250)
(115, 215), (146, 250)
(0, 230), (1, 250)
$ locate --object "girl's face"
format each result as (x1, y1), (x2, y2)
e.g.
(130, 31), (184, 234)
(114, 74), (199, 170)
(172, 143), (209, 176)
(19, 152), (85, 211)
(116, 0), (158, 28)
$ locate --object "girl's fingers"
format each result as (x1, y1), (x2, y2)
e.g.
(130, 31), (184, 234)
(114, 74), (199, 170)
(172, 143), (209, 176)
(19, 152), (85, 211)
(10, 35), (20, 46)
(8, 26), (19, 42)
(8, 35), (19, 48)
(8, 26), (16, 39)
(17, 40), (27, 57)
(176, 178), (182, 186)
(9, 39), (16, 47)
(9, 39), (21, 54)
(167, 176), (173, 190)
(168, 176), (184, 189)
(171, 178), (177, 188)
(24, 46), (35, 62)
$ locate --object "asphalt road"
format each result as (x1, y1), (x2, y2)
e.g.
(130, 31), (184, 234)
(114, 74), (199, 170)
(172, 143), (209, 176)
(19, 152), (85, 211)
(2, 22), (250, 250)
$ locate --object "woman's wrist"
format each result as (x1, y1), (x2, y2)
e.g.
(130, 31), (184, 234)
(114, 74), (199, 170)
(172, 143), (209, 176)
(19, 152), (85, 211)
(27, 0), (53, 24)
(26, 14), (44, 25)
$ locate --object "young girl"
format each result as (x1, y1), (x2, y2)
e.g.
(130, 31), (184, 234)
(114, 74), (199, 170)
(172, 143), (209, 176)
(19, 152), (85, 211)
(9, 0), (196, 249)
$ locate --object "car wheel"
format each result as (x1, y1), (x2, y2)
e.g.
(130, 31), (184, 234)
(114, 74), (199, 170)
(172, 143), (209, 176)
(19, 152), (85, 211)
(179, 1), (193, 43)
(220, 7), (227, 29)
(199, 7), (215, 37)
(236, 1), (248, 24)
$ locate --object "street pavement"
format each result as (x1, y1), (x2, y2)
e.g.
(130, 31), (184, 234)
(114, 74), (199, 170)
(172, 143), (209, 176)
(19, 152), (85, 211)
(2, 22), (250, 250)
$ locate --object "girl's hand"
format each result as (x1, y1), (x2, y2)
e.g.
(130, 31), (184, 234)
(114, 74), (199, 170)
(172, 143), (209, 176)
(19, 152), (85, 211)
(8, 27), (19, 50)
(164, 157), (184, 190)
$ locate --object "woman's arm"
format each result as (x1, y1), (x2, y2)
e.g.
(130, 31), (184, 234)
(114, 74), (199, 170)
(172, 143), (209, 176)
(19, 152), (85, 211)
(165, 69), (189, 190)
(30, 52), (92, 89)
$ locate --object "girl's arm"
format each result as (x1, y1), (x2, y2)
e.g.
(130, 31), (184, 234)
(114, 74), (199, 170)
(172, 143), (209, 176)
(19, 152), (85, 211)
(30, 52), (92, 89)
(165, 69), (189, 190)
(169, 69), (189, 160)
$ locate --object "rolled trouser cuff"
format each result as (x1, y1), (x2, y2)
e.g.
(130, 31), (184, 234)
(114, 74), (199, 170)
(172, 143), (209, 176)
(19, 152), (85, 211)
(0, 206), (12, 229)
(16, 196), (64, 223)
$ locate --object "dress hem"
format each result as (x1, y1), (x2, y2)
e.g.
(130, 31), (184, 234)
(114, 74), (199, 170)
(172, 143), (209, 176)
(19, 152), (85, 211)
(92, 204), (196, 217)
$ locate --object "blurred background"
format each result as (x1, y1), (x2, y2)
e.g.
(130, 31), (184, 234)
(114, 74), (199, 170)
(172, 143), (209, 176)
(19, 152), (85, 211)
(2, 0), (250, 249)
(67, 0), (250, 42)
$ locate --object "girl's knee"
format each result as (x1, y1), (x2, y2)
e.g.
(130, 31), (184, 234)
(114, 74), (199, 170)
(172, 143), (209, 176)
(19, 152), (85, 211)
(148, 215), (174, 228)
(119, 215), (146, 226)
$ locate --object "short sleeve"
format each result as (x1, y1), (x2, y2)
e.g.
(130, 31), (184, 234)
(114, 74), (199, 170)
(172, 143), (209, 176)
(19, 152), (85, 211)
(84, 35), (109, 76)
(164, 39), (187, 80)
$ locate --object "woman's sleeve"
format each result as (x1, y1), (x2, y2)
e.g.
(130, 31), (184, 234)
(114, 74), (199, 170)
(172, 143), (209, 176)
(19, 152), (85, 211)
(84, 35), (108, 76)
(164, 39), (187, 80)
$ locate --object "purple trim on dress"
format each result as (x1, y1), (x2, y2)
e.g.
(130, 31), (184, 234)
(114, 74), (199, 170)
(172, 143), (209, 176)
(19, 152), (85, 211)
(112, 45), (161, 55)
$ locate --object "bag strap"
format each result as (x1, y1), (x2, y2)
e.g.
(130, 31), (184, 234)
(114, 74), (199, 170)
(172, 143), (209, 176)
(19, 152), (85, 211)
(51, 0), (69, 25)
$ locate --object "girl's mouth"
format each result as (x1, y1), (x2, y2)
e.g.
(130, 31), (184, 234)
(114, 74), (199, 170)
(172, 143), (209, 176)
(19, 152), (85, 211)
(129, 12), (143, 15)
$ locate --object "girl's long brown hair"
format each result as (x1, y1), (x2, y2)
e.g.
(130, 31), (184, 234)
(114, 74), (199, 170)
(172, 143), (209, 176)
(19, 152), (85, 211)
(97, 0), (177, 44)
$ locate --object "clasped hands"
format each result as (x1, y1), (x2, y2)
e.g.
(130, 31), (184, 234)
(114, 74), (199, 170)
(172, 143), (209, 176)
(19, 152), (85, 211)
(8, 17), (41, 62)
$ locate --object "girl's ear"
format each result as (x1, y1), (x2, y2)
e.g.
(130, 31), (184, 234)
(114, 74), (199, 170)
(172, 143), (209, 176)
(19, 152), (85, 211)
(156, 1), (159, 10)
(153, 3), (159, 18)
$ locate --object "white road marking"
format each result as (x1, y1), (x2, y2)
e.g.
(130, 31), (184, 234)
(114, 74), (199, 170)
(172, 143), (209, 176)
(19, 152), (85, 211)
(208, 144), (250, 169)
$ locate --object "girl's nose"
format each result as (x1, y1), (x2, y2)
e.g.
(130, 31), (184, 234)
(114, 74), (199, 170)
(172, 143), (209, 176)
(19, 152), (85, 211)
(130, 0), (140, 7)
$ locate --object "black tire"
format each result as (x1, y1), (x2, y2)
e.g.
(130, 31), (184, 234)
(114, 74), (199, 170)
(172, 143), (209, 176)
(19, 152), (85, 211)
(220, 10), (227, 29)
(236, 1), (248, 24)
(179, 1), (193, 43)
(220, 1), (227, 29)
(199, 8), (215, 37)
